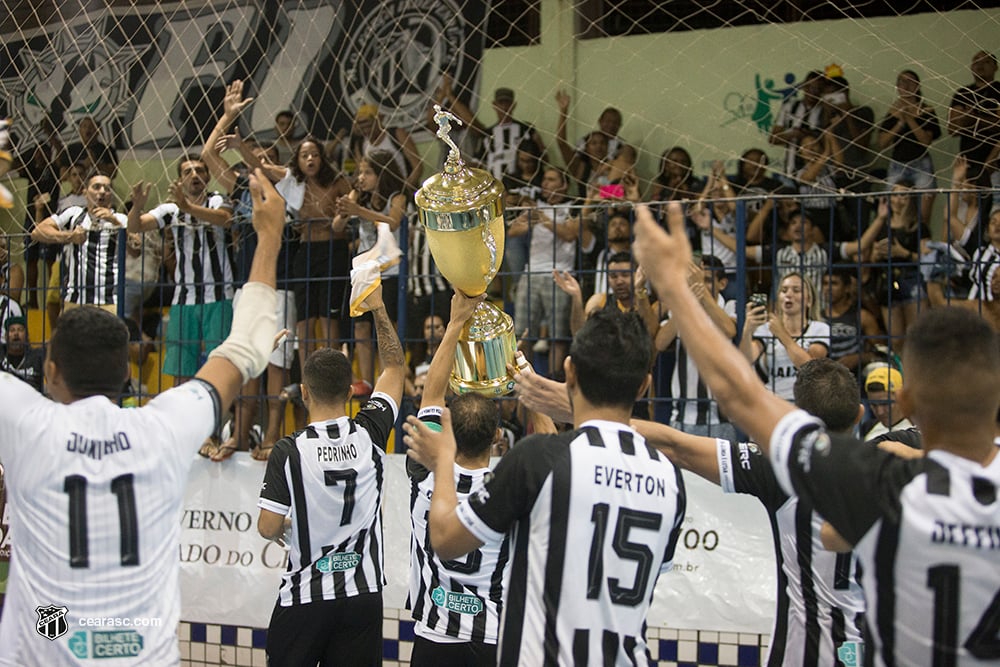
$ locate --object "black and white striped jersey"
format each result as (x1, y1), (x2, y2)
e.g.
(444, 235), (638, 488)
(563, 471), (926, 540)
(716, 438), (866, 666)
(53, 206), (126, 305)
(456, 420), (685, 666)
(407, 456), (510, 646)
(967, 244), (999, 303)
(480, 120), (535, 180)
(0, 374), (220, 665)
(771, 409), (1000, 667)
(258, 393), (398, 607)
(407, 221), (449, 300)
(670, 296), (737, 427)
(147, 195), (234, 305)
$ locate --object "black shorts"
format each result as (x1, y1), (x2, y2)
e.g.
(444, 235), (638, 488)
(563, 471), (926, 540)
(266, 592), (382, 667)
(292, 239), (350, 320)
(410, 635), (497, 667)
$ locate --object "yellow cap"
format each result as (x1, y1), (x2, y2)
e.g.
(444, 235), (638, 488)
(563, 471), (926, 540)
(354, 104), (379, 121)
(865, 366), (902, 392)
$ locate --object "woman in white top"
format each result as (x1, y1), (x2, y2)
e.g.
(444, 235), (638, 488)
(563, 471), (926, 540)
(740, 272), (831, 400)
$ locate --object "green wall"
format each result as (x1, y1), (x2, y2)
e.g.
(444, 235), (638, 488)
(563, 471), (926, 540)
(4, 6), (998, 240)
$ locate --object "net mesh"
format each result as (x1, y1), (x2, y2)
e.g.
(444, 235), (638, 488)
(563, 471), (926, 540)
(0, 1), (998, 433)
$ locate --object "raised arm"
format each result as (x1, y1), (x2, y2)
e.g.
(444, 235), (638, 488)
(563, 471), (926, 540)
(169, 180), (232, 228)
(196, 169), (282, 410)
(403, 409), (484, 560)
(422, 291), (484, 406)
(394, 127), (424, 193)
(841, 198), (887, 259)
(366, 286), (407, 408)
(554, 89), (576, 167)
(553, 270), (586, 335)
(634, 202), (793, 451)
(126, 181), (160, 234)
(202, 79), (254, 193)
(631, 419), (723, 484)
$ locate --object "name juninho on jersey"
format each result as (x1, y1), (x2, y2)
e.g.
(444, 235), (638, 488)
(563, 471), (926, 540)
(66, 432), (133, 460)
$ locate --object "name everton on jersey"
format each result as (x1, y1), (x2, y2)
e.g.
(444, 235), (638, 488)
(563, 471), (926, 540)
(66, 431), (133, 460)
(593, 465), (669, 497)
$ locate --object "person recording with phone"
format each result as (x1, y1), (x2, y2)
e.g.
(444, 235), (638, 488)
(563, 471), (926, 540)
(740, 272), (830, 400)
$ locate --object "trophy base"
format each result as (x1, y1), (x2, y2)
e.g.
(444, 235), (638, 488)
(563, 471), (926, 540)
(449, 374), (517, 397)
(449, 301), (517, 397)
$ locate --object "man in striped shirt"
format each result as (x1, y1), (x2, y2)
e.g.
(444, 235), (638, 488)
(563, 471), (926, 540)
(257, 283), (405, 666)
(404, 308), (685, 666)
(637, 201), (1000, 667)
(0, 170), (282, 666)
(406, 291), (512, 665)
(636, 358), (866, 667)
(127, 157), (233, 381)
(31, 172), (126, 312)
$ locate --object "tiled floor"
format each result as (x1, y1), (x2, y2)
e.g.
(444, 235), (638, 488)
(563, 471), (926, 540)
(180, 609), (769, 666)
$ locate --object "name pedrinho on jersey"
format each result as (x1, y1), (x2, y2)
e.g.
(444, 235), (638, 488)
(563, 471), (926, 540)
(258, 393), (397, 607)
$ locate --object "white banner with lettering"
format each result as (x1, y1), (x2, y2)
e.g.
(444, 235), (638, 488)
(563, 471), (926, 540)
(179, 455), (776, 633)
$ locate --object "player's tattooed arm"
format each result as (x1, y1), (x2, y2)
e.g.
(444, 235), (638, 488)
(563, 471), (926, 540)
(372, 304), (404, 370)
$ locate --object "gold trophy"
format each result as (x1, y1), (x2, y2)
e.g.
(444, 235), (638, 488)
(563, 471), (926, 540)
(415, 105), (517, 395)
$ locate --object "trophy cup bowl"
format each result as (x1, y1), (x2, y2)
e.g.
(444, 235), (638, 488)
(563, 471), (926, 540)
(415, 107), (517, 395)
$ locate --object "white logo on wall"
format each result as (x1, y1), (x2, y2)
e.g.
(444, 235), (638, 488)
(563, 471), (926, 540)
(338, 0), (468, 128)
(0, 27), (147, 150)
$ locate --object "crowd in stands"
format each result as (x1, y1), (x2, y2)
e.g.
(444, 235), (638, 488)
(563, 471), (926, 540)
(0, 51), (998, 456)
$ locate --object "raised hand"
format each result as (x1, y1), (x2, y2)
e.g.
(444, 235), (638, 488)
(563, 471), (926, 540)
(249, 168), (287, 239)
(555, 89), (571, 114)
(130, 181), (151, 211)
(633, 202), (692, 299)
(552, 270), (582, 300)
(215, 127), (244, 154)
(450, 290), (485, 325)
(223, 80), (254, 118)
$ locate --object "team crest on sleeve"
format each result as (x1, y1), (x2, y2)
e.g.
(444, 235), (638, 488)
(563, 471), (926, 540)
(35, 604), (69, 640)
(796, 430), (831, 472)
(471, 486), (490, 505)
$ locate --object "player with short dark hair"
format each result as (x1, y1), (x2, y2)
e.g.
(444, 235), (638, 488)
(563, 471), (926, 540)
(406, 291), (513, 665)
(257, 283), (405, 667)
(635, 201), (1000, 667)
(636, 356), (866, 667)
(404, 307), (685, 665)
(300, 346), (353, 404)
(0, 170), (284, 665)
(792, 357), (861, 433)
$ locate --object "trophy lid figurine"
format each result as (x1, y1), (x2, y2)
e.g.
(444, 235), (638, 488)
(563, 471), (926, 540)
(415, 105), (517, 395)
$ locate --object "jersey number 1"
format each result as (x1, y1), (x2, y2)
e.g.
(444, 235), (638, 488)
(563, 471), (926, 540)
(927, 564), (1000, 665)
(64, 474), (139, 568)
